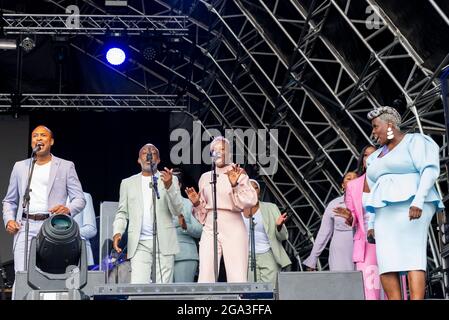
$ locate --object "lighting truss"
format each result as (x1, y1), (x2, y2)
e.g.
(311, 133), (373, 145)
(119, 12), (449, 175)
(0, 94), (186, 111)
(1, 14), (189, 36)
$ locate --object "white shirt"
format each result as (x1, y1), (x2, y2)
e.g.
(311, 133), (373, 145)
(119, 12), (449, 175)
(140, 174), (157, 240)
(29, 161), (52, 214)
(243, 209), (271, 254)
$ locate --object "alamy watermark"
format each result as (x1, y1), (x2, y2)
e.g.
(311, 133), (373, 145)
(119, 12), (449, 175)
(65, 5), (80, 29)
(365, 5), (382, 30)
(170, 121), (279, 175)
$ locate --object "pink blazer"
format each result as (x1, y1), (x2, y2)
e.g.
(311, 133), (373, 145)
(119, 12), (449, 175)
(344, 174), (366, 263)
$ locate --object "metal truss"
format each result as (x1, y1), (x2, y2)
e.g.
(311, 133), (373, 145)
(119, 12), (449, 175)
(7, 0), (447, 286)
(428, 0), (449, 29)
(143, 0), (361, 268)
(1, 14), (188, 35)
(0, 94), (186, 110)
(327, 0), (446, 293)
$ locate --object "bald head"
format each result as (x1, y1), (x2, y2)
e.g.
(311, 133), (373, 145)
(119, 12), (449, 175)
(32, 125), (54, 139)
(139, 143), (159, 158)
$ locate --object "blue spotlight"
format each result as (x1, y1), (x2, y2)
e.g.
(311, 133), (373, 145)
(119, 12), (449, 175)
(106, 47), (126, 65)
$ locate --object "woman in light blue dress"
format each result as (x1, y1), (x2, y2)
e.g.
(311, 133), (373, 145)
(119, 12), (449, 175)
(365, 106), (444, 300)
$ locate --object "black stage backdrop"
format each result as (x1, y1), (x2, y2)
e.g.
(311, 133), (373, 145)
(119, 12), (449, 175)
(29, 111), (171, 214)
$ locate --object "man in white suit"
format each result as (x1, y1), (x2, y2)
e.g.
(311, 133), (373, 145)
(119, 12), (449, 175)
(3, 125), (86, 275)
(112, 144), (184, 284)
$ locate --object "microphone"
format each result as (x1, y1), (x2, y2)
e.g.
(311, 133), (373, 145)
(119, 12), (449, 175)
(146, 152), (153, 163)
(210, 150), (222, 162)
(32, 143), (43, 154)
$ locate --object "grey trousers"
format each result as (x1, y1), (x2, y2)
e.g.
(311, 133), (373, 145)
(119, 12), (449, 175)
(173, 260), (198, 283)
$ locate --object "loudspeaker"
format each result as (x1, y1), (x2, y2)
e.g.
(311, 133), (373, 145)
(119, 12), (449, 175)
(276, 271), (365, 300)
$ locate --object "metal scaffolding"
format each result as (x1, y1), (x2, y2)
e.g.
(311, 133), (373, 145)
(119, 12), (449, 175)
(1, 14), (189, 35)
(0, 94), (186, 110)
(1, 0), (447, 293)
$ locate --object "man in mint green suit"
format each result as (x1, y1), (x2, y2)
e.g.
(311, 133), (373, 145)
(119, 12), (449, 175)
(242, 180), (291, 285)
(112, 144), (184, 284)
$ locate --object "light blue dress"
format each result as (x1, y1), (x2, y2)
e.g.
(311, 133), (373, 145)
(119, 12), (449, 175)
(365, 133), (444, 274)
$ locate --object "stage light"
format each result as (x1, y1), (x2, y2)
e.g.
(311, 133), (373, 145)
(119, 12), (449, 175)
(0, 39), (17, 50)
(106, 47), (126, 65)
(143, 46), (158, 61)
(18, 214), (89, 299)
(35, 214), (82, 274)
(19, 37), (35, 53)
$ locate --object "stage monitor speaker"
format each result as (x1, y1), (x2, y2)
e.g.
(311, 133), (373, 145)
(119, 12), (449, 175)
(276, 271), (365, 300)
(14, 271), (106, 300)
(93, 282), (273, 300)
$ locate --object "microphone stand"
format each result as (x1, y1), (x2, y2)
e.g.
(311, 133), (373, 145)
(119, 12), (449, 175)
(23, 150), (38, 271)
(249, 213), (257, 282)
(210, 157), (219, 282)
(149, 157), (160, 284)
(0, 250), (6, 300)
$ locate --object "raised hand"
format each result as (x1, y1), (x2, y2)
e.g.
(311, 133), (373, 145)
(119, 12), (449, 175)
(276, 212), (288, 231)
(160, 167), (174, 189)
(333, 207), (353, 226)
(276, 212), (288, 227)
(225, 164), (244, 187)
(185, 187), (200, 207)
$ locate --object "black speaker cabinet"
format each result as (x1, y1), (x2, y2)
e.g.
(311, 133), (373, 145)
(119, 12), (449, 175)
(276, 271), (365, 300)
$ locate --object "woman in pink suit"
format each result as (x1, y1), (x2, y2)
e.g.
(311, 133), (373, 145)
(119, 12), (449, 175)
(185, 136), (258, 282)
(340, 145), (380, 299)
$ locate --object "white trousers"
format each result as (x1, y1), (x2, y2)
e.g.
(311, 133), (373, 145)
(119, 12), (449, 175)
(130, 239), (174, 284)
(14, 219), (45, 273)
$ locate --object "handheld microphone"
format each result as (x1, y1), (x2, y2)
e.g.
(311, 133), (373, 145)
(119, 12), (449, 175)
(210, 150), (222, 160)
(146, 152), (153, 163)
(32, 143), (43, 154)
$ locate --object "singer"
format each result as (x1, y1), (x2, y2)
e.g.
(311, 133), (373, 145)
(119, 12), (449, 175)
(185, 136), (258, 282)
(2, 125), (86, 276)
(112, 144), (184, 284)
(242, 179), (291, 286)
(365, 106), (444, 299)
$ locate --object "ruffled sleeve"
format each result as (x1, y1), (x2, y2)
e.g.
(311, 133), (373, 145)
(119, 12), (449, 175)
(228, 174), (258, 210)
(408, 134), (443, 210)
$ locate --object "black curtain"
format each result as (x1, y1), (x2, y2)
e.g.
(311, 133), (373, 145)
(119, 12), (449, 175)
(29, 111), (171, 213)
